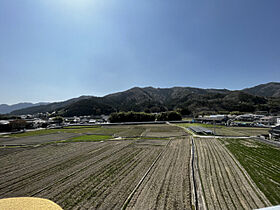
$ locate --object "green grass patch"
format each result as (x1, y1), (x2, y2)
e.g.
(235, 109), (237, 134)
(6, 129), (60, 138)
(219, 138), (280, 205)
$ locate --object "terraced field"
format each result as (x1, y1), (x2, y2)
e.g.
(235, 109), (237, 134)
(195, 137), (271, 209)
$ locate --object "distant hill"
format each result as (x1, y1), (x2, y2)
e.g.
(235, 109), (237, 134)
(10, 82), (280, 116)
(0, 102), (49, 114)
(10, 96), (92, 115)
(242, 82), (280, 97)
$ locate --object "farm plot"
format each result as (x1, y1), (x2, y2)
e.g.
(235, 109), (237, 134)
(213, 127), (269, 137)
(177, 123), (269, 137)
(140, 124), (186, 137)
(110, 124), (186, 138)
(195, 137), (271, 209)
(0, 139), (167, 209)
(219, 138), (280, 205)
(0, 132), (82, 146)
(0, 126), (126, 139)
(0, 124), (185, 147)
(126, 138), (192, 209)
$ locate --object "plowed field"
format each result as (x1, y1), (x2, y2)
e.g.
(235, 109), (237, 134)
(0, 139), (167, 209)
(127, 138), (192, 209)
(195, 137), (271, 209)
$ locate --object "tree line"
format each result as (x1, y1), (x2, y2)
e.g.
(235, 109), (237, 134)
(108, 111), (182, 123)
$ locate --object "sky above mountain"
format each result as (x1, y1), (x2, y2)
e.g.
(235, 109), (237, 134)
(0, 0), (279, 104)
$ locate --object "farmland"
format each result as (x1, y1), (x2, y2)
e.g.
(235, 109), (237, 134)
(127, 138), (191, 209)
(219, 138), (280, 205)
(194, 137), (271, 209)
(0, 123), (278, 209)
(177, 123), (269, 136)
(0, 124), (191, 209)
(0, 124), (184, 147)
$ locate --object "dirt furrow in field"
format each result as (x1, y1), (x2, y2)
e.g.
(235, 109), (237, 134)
(127, 140), (175, 209)
(196, 139), (213, 209)
(25, 141), (164, 209)
(0, 144), (114, 196)
(206, 142), (228, 209)
(203, 140), (223, 209)
(213, 138), (268, 208)
(206, 140), (235, 209)
(36, 143), (139, 198)
(0, 143), (113, 185)
(195, 137), (270, 210)
(126, 138), (191, 210)
(0, 142), (110, 178)
(154, 140), (180, 209)
(199, 137), (249, 209)
(207, 140), (243, 209)
(215, 140), (271, 207)
(57, 148), (142, 209)
(0, 141), (133, 197)
(85, 147), (162, 209)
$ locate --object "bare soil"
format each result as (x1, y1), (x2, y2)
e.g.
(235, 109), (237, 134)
(0, 139), (167, 209)
(126, 138), (192, 209)
(195, 137), (270, 209)
(0, 133), (81, 146)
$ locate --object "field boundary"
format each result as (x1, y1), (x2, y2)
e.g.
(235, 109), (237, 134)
(192, 137), (207, 210)
(190, 136), (198, 209)
(175, 123), (206, 210)
(253, 137), (280, 148)
(218, 138), (271, 207)
(121, 139), (172, 210)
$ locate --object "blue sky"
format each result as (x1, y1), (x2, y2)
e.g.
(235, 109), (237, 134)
(0, 0), (279, 104)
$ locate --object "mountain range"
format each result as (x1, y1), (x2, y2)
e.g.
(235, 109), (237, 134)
(5, 82), (280, 116)
(242, 82), (280, 97)
(0, 102), (49, 114)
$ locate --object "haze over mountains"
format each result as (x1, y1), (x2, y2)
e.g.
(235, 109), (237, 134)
(0, 102), (49, 114)
(4, 82), (280, 116)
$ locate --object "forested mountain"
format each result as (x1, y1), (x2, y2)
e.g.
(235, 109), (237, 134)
(242, 82), (280, 97)
(10, 83), (280, 116)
